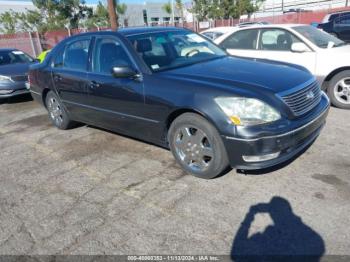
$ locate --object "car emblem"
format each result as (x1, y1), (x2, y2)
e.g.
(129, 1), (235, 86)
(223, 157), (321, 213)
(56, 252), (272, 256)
(306, 91), (315, 100)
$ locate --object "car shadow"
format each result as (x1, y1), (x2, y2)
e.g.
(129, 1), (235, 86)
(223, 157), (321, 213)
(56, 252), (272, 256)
(0, 94), (33, 105)
(87, 125), (169, 150)
(88, 125), (317, 179)
(231, 196), (325, 262)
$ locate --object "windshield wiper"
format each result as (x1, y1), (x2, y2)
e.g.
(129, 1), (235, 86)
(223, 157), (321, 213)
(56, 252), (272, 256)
(334, 42), (347, 47)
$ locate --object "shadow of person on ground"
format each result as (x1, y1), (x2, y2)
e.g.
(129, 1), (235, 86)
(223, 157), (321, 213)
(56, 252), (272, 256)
(231, 196), (325, 262)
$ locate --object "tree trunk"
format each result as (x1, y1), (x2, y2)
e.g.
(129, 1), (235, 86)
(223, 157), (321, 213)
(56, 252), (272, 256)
(107, 0), (118, 30)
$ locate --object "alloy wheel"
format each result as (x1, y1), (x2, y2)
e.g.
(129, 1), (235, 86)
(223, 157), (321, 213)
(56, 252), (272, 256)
(334, 78), (350, 105)
(47, 97), (64, 126)
(174, 126), (214, 172)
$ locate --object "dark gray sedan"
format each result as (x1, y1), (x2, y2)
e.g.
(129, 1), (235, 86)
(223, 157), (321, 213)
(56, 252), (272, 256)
(0, 48), (35, 99)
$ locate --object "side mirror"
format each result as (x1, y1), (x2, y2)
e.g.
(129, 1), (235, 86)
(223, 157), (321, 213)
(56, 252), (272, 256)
(112, 66), (139, 79)
(291, 42), (309, 53)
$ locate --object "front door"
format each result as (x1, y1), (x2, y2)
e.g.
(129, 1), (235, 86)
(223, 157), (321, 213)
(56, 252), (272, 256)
(253, 28), (317, 74)
(221, 28), (317, 75)
(86, 36), (146, 137)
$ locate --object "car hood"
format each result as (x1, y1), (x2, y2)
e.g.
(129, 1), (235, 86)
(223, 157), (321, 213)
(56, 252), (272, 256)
(0, 63), (30, 76)
(164, 56), (314, 94)
(322, 44), (350, 53)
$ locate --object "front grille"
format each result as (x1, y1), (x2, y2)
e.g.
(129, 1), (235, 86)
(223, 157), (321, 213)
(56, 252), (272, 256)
(10, 75), (28, 82)
(280, 81), (322, 116)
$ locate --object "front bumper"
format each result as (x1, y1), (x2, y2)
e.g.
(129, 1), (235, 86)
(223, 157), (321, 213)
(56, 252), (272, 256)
(0, 81), (29, 98)
(222, 93), (330, 170)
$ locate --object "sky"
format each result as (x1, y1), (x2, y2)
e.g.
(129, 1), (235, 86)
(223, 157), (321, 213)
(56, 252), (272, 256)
(1, 0), (170, 4)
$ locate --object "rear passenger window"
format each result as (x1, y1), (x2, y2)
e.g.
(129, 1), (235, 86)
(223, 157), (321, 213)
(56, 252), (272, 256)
(220, 29), (258, 50)
(63, 39), (90, 71)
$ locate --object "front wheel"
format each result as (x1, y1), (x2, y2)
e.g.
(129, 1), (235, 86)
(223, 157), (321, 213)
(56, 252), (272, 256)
(168, 113), (229, 179)
(45, 91), (75, 129)
(327, 70), (350, 109)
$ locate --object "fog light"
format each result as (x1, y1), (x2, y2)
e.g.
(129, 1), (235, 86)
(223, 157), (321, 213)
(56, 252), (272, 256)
(242, 152), (280, 162)
(0, 90), (13, 95)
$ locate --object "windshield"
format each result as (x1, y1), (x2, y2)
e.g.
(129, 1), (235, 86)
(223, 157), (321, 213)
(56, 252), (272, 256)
(0, 50), (33, 66)
(202, 31), (224, 40)
(127, 30), (226, 72)
(293, 25), (346, 48)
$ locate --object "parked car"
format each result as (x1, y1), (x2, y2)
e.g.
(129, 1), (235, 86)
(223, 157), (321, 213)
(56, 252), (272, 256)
(318, 11), (350, 42)
(0, 48), (35, 99)
(29, 27), (329, 178)
(214, 24), (350, 109)
(201, 27), (237, 40)
(238, 21), (270, 27)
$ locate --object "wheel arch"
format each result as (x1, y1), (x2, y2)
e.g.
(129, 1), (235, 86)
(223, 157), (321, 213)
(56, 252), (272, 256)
(42, 88), (51, 108)
(164, 108), (220, 144)
(324, 67), (350, 86)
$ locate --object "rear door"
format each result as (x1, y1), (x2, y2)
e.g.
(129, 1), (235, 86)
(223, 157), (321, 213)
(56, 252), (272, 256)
(51, 37), (92, 121)
(219, 29), (261, 58)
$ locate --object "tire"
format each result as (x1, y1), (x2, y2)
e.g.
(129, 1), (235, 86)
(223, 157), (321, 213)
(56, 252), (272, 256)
(168, 113), (229, 179)
(45, 91), (75, 129)
(327, 70), (350, 109)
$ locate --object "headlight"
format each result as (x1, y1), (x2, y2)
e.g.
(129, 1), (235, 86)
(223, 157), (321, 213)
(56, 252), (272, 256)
(215, 97), (281, 126)
(0, 75), (12, 82)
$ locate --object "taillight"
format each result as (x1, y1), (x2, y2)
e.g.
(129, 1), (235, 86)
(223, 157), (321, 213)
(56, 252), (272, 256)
(28, 73), (34, 85)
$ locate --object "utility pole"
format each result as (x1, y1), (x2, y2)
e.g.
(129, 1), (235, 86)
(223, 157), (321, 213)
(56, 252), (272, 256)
(171, 0), (175, 25)
(107, 0), (118, 30)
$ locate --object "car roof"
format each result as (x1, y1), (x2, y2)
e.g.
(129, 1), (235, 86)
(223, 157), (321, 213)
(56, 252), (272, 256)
(62, 27), (190, 41)
(237, 24), (306, 29)
(117, 26), (188, 36)
(205, 24), (307, 35)
(201, 27), (237, 34)
(328, 10), (350, 15)
(0, 48), (17, 52)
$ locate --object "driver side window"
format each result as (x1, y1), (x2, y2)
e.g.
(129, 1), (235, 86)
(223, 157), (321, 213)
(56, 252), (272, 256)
(92, 37), (132, 75)
(258, 29), (301, 51)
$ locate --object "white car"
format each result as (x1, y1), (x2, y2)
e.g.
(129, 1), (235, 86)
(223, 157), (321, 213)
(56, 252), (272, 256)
(213, 24), (350, 109)
(201, 27), (237, 41)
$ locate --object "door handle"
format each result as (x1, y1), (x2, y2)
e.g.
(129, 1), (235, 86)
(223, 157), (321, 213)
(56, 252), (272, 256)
(89, 81), (100, 89)
(53, 75), (62, 82)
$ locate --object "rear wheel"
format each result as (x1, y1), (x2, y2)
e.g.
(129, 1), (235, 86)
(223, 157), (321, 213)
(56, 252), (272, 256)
(45, 91), (75, 129)
(327, 70), (350, 109)
(168, 113), (229, 179)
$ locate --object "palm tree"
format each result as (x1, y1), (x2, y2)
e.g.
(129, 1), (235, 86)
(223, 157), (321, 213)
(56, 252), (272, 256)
(116, 3), (127, 26)
(163, 2), (172, 23)
(116, 3), (127, 16)
(175, 0), (185, 23)
(163, 2), (172, 14)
